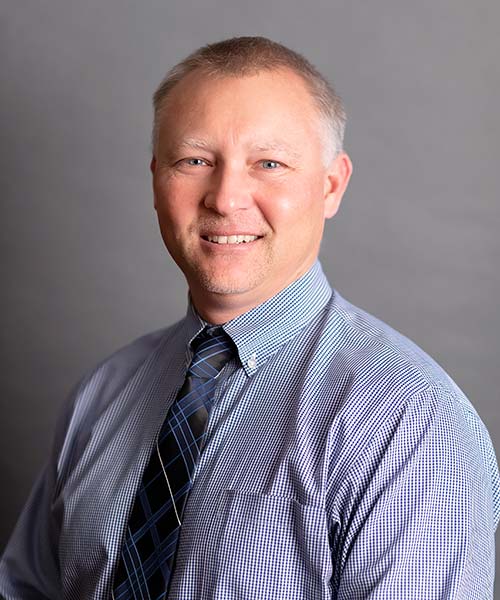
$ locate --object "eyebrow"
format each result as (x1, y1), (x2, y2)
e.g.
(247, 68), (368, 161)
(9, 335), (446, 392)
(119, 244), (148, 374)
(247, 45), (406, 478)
(172, 138), (302, 160)
(252, 142), (301, 160)
(175, 138), (213, 152)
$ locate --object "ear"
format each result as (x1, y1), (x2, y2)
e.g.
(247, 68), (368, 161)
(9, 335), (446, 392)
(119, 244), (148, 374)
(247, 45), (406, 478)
(150, 156), (158, 210)
(323, 152), (353, 219)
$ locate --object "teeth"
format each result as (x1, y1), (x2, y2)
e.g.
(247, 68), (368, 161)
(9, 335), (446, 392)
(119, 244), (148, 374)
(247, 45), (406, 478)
(206, 235), (258, 244)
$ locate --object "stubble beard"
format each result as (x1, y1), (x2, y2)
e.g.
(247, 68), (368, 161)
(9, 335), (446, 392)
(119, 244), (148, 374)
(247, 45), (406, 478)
(188, 253), (274, 296)
(169, 221), (276, 298)
(180, 238), (275, 298)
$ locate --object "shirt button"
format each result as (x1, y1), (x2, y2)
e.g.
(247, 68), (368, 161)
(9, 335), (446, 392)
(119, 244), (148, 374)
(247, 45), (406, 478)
(247, 354), (257, 369)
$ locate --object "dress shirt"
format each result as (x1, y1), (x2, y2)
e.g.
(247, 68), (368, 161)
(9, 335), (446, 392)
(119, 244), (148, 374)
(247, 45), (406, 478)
(0, 261), (499, 600)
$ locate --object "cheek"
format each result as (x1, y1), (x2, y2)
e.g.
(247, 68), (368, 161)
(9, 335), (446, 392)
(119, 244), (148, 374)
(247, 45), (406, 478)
(155, 181), (199, 227)
(257, 182), (323, 231)
(254, 180), (300, 222)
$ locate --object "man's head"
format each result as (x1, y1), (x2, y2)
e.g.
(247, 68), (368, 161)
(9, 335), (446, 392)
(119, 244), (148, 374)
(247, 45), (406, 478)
(152, 36), (346, 165)
(151, 37), (352, 323)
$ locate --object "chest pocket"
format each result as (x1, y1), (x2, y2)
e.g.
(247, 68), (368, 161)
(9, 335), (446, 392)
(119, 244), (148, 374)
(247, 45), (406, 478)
(201, 489), (333, 600)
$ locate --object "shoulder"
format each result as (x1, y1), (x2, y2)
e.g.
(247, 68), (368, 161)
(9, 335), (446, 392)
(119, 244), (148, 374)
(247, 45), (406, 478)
(54, 320), (185, 447)
(322, 289), (467, 404)
(78, 321), (182, 397)
(321, 291), (499, 524)
(316, 289), (490, 465)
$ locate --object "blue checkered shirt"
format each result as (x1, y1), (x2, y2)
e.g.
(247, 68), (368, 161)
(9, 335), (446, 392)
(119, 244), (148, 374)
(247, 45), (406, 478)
(1, 261), (499, 599)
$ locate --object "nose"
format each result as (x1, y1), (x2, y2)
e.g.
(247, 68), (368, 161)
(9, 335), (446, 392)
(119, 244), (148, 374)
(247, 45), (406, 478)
(203, 164), (253, 215)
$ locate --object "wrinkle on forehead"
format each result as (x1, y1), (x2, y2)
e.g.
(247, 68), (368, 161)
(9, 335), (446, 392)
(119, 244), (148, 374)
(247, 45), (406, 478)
(170, 137), (303, 161)
(156, 70), (325, 163)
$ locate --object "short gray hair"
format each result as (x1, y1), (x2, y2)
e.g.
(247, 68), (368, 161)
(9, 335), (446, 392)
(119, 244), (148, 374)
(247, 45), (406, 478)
(152, 36), (346, 162)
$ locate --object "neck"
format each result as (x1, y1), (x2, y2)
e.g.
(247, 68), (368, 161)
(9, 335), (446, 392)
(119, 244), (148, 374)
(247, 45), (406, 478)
(190, 291), (264, 324)
(188, 261), (318, 324)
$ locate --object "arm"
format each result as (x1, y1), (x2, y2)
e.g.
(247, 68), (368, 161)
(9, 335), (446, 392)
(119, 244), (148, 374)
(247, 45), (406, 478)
(0, 386), (79, 600)
(332, 387), (498, 599)
(0, 466), (61, 600)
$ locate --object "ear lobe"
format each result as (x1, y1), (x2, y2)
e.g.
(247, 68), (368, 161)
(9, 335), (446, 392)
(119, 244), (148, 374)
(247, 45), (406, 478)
(323, 152), (353, 219)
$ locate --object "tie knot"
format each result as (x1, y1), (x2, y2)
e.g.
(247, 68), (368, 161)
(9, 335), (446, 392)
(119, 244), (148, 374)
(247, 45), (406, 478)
(188, 327), (235, 379)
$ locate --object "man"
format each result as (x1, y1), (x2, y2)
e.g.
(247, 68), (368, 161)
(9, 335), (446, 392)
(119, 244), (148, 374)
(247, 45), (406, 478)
(1, 36), (498, 599)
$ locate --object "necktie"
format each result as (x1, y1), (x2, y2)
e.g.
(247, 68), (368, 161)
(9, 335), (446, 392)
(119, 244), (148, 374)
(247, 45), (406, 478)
(112, 326), (235, 600)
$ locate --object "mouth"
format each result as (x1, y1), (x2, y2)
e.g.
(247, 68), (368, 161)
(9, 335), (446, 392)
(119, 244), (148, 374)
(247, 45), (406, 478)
(202, 234), (260, 245)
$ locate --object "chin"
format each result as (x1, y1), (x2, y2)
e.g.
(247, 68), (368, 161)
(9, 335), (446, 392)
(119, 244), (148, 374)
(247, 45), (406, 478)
(197, 276), (256, 296)
(190, 266), (265, 297)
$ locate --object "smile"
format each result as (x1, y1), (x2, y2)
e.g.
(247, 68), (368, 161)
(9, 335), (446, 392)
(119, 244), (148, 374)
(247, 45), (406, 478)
(204, 235), (259, 244)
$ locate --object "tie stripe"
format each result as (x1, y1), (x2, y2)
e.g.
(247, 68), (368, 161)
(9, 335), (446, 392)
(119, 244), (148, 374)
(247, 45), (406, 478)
(112, 327), (235, 600)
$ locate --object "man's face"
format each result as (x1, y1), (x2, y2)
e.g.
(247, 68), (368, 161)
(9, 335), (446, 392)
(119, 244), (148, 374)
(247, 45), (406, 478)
(152, 68), (351, 320)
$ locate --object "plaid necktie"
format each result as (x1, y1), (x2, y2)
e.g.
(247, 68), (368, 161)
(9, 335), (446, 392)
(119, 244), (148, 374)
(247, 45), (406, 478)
(112, 326), (235, 600)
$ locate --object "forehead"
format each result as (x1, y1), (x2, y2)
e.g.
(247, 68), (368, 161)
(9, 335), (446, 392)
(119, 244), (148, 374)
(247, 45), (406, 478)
(156, 68), (323, 149)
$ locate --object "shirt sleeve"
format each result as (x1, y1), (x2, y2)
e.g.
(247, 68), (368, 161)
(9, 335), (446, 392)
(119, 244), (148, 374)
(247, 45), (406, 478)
(332, 386), (498, 599)
(0, 388), (78, 600)
(0, 465), (61, 599)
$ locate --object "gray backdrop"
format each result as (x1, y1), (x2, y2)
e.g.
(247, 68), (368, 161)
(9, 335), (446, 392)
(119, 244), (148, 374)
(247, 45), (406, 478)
(2, 0), (499, 593)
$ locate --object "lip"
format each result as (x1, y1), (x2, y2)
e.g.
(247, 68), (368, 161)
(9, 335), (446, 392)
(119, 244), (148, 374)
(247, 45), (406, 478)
(200, 235), (262, 250)
(200, 232), (262, 238)
(200, 233), (263, 243)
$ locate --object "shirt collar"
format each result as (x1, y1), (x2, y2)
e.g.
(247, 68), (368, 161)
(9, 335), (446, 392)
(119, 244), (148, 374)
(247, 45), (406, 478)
(183, 260), (332, 376)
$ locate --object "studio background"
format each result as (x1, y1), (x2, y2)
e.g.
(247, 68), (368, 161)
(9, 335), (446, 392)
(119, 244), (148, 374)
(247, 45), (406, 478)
(2, 0), (499, 592)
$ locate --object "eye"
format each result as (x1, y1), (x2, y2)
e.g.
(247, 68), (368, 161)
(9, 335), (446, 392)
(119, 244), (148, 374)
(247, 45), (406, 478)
(260, 160), (281, 170)
(184, 158), (209, 167)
